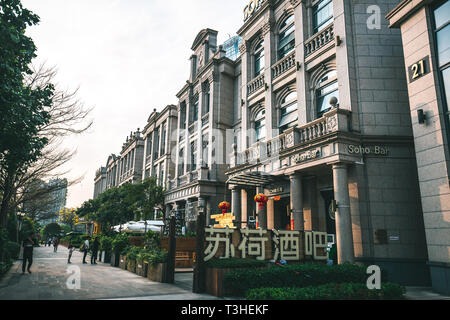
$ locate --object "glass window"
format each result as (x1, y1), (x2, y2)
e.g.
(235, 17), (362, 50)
(190, 141), (197, 171)
(313, 0), (334, 34)
(192, 98), (199, 122)
(317, 81), (338, 117)
(279, 91), (298, 133)
(255, 109), (266, 142)
(178, 148), (184, 176)
(146, 136), (152, 157)
(180, 102), (187, 129)
(160, 123), (166, 156)
(254, 40), (265, 77)
(434, 1), (450, 143)
(278, 15), (295, 59)
(153, 127), (160, 159)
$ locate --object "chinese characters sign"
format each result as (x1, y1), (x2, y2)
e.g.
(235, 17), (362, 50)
(203, 227), (328, 262)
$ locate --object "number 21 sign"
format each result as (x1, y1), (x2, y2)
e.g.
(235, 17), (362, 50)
(408, 56), (430, 83)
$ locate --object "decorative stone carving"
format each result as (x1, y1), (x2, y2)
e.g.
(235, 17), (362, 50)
(289, 0), (300, 8)
(326, 114), (338, 132)
(239, 42), (247, 54)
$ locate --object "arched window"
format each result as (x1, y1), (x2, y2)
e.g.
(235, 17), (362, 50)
(278, 15), (295, 59)
(254, 39), (265, 77)
(279, 91), (298, 133)
(254, 109), (266, 142)
(316, 70), (338, 118)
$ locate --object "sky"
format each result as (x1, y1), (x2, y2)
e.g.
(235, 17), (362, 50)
(21, 0), (246, 208)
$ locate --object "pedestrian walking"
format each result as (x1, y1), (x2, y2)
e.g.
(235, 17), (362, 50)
(67, 242), (74, 264)
(22, 234), (34, 275)
(53, 236), (59, 252)
(81, 237), (90, 264)
(90, 237), (100, 265)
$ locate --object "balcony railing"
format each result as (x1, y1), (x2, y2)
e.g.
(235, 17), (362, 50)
(304, 23), (334, 58)
(272, 51), (296, 80)
(202, 113), (209, 127)
(247, 73), (265, 96)
(232, 108), (350, 166)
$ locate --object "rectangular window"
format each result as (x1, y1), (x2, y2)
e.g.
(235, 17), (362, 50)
(193, 99), (199, 122)
(178, 148), (184, 176)
(153, 127), (160, 160)
(146, 135), (152, 157)
(434, 0), (450, 149)
(160, 123), (166, 156)
(190, 141), (197, 171)
(254, 51), (265, 77)
(180, 102), (187, 129)
(313, 0), (334, 34)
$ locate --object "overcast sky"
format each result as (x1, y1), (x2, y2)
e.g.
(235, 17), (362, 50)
(21, 0), (246, 208)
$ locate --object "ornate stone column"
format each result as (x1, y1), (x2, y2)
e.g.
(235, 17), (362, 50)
(290, 173), (304, 230)
(332, 163), (355, 264)
(231, 187), (242, 228)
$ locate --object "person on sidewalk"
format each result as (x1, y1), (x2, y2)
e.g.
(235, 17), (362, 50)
(81, 237), (90, 264)
(53, 236), (59, 252)
(22, 234), (34, 275)
(90, 237), (99, 265)
(67, 242), (74, 264)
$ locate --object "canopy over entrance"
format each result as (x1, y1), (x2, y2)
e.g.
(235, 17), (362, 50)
(226, 171), (286, 187)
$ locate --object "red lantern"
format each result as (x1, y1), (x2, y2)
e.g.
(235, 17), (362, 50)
(254, 194), (268, 210)
(218, 201), (231, 214)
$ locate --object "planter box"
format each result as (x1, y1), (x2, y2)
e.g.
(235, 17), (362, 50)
(104, 251), (111, 264)
(205, 266), (268, 297)
(136, 261), (148, 277)
(147, 262), (167, 282)
(127, 259), (136, 273)
(110, 252), (119, 267)
(119, 255), (127, 270)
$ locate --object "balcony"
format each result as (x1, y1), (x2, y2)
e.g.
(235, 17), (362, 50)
(201, 113), (209, 127)
(232, 107), (350, 166)
(247, 73), (265, 96)
(304, 23), (334, 58)
(272, 51), (296, 81)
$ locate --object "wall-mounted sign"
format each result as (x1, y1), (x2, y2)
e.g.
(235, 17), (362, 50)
(408, 56), (430, 83)
(269, 186), (283, 194)
(243, 0), (264, 21)
(293, 149), (321, 163)
(348, 145), (389, 156)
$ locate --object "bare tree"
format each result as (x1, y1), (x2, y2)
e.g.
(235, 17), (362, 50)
(3, 63), (94, 221)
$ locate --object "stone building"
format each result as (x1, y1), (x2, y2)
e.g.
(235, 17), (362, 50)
(93, 167), (106, 199)
(224, 0), (429, 285)
(142, 105), (178, 189)
(387, 0), (450, 294)
(163, 29), (240, 232)
(117, 129), (145, 186)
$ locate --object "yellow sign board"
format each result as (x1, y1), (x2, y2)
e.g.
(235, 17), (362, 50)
(211, 213), (236, 229)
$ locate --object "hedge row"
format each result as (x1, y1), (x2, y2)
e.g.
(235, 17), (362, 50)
(245, 282), (405, 300)
(224, 263), (387, 297)
(205, 258), (268, 269)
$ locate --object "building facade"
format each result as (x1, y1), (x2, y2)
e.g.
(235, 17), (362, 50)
(387, 0), (450, 294)
(163, 29), (241, 233)
(224, 0), (429, 285)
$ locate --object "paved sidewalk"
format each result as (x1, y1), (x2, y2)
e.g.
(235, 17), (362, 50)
(0, 245), (220, 300)
(404, 287), (450, 300)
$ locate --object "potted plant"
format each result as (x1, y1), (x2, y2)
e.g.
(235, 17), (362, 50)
(136, 251), (151, 277)
(126, 246), (141, 273)
(111, 234), (129, 267)
(147, 249), (168, 282)
(100, 236), (113, 263)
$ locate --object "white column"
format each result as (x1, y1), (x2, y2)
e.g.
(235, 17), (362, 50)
(332, 163), (355, 264)
(231, 187), (242, 228)
(290, 173), (304, 230)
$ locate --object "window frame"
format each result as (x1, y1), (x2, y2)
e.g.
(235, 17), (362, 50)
(253, 39), (265, 78)
(278, 15), (295, 60)
(312, 0), (334, 35)
(254, 109), (266, 142)
(279, 91), (298, 133)
(315, 70), (339, 118)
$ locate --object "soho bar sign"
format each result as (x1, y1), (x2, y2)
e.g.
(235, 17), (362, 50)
(244, 0), (264, 21)
(348, 145), (389, 155)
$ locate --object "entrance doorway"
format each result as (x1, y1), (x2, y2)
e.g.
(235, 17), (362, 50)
(273, 196), (290, 230)
(320, 189), (336, 236)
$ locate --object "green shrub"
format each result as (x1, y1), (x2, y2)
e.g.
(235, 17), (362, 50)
(144, 249), (168, 267)
(120, 245), (131, 256)
(224, 263), (381, 297)
(112, 233), (129, 255)
(100, 236), (113, 252)
(205, 258), (268, 269)
(0, 260), (13, 279)
(144, 230), (160, 251)
(6, 241), (20, 259)
(245, 282), (405, 300)
(126, 246), (143, 260)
